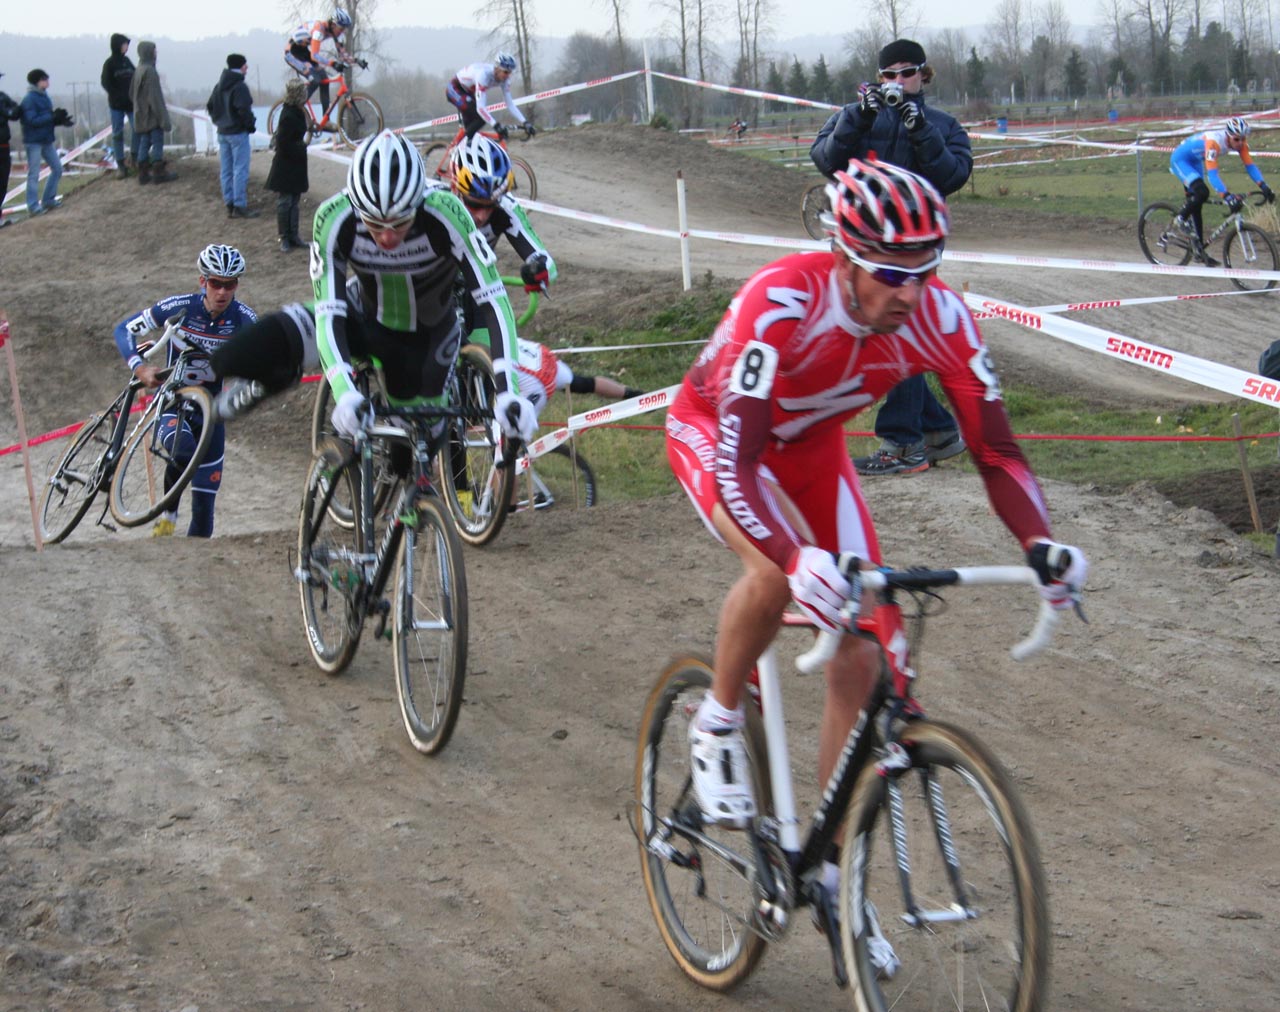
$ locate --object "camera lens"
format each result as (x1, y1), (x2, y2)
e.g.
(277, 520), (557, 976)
(881, 83), (904, 107)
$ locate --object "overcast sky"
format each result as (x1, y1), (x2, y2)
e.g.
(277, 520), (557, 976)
(6, 0), (1091, 44)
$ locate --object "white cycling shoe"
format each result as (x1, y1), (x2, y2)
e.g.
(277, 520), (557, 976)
(688, 722), (757, 829)
(861, 900), (901, 980)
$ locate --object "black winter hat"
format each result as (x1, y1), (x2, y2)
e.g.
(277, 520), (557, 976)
(27, 68), (49, 86)
(227, 53), (247, 70)
(878, 39), (927, 69)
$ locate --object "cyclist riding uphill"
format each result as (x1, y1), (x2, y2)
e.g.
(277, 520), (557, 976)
(1171, 116), (1275, 265)
(113, 244), (257, 538)
(285, 8), (359, 116)
(447, 52), (534, 142)
(447, 133), (556, 340)
(664, 158), (1086, 968)
(208, 130), (536, 449)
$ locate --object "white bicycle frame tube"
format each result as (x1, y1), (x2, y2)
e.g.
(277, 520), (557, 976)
(754, 645), (804, 854)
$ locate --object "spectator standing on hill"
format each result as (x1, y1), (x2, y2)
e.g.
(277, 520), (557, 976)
(130, 41), (176, 185)
(0, 73), (22, 227)
(267, 78), (308, 251)
(100, 33), (138, 179)
(811, 38), (973, 476)
(208, 53), (259, 218)
(20, 69), (72, 216)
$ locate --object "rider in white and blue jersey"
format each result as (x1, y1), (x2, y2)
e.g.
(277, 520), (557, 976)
(113, 244), (257, 538)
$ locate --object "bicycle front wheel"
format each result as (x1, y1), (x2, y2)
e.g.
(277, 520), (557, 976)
(393, 494), (468, 755)
(801, 180), (830, 240)
(1137, 202), (1193, 266)
(515, 443), (597, 511)
(338, 93), (384, 148)
(635, 654), (773, 991)
(421, 141), (451, 183)
(840, 720), (1049, 1012)
(439, 345), (515, 547)
(298, 439), (366, 674)
(1223, 221), (1280, 291)
(108, 386), (215, 528)
(39, 409), (115, 544)
(509, 155), (537, 200)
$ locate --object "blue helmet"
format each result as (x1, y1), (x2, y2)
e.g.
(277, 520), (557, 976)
(1225, 116), (1250, 138)
(331, 8), (352, 28)
(495, 52), (518, 72)
(451, 134), (513, 203)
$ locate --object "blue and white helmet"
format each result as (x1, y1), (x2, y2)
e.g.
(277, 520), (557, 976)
(495, 52), (518, 72)
(331, 8), (352, 28)
(1225, 116), (1250, 138)
(197, 243), (246, 278)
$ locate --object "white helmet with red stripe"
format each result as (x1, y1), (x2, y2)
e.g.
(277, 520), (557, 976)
(823, 158), (950, 256)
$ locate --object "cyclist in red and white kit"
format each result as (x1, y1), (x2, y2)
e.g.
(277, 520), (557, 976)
(446, 53), (534, 141)
(665, 159), (1086, 960)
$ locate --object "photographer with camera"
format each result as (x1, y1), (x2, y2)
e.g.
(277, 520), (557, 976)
(810, 38), (973, 477)
(19, 69), (72, 217)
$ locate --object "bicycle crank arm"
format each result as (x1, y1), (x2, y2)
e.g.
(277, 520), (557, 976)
(900, 904), (978, 927)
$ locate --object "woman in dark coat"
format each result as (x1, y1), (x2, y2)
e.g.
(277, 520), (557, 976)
(267, 79), (309, 253)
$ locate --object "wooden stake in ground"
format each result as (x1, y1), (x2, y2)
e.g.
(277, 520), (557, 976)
(0, 312), (43, 551)
(1231, 412), (1263, 535)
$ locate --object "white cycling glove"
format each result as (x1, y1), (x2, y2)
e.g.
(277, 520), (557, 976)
(331, 390), (373, 439)
(495, 391), (538, 442)
(1026, 539), (1088, 610)
(785, 546), (852, 633)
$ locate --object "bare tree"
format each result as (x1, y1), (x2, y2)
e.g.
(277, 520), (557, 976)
(862, 0), (921, 41)
(475, 0), (539, 91)
(598, 0), (629, 59)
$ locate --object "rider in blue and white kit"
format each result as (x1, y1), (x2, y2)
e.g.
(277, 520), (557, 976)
(112, 244), (257, 538)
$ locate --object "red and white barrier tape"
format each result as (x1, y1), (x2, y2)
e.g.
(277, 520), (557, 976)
(965, 291), (1280, 407)
(647, 71), (840, 112)
(519, 383), (680, 469)
(945, 248), (1280, 282)
(971, 286), (1274, 319)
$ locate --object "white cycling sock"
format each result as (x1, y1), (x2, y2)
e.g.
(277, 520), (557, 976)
(695, 693), (745, 733)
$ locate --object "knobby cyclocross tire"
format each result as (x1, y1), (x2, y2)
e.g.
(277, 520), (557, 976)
(509, 155), (537, 200)
(1223, 222), (1280, 291)
(39, 409), (115, 544)
(267, 100), (285, 137)
(439, 344), (515, 547)
(839, 719), (1050, 1012)
(421, 142), (450, 183)
(802, 180), (831, 241)
(635, 654), (773, 991)
(310, 374), (395, 529)
(298, 439), (366, 675)
(108, 386), (215, 528)
(338, 94), (383, 148)
(1137, 202), (1193, 266)
(515, 443), (597, 511)
(393, 493), (469, 755)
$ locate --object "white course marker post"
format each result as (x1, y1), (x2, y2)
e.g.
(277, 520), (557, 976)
(676, 171), (692, 290)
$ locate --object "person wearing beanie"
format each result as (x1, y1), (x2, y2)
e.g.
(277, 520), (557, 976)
(266, 78), (308, 250)
(129, 42), (176, 184)
(19, 69), (68, 215)
(0, 73), (22, 226)
(207, 53), (259, 217)
(100, 33), (139, 178)
(810, 38), (973, 477)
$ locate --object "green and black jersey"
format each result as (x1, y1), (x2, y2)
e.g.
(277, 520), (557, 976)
(477, 191), (559, 284)
(310, 186), (521, 401)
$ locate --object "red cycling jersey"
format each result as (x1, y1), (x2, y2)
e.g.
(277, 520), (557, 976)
(666, 250), (1051, 570)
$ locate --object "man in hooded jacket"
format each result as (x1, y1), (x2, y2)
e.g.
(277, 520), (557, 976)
(100, 33), (138, 178)
(129, 41), (176, 185)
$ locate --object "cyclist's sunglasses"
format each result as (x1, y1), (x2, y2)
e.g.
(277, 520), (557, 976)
(847, 249), (942, 288)
(358, 212), (415, 233)
(879, 64), (924, 80)
(203, 276), (239, 291)
(461, 195), (497, 211)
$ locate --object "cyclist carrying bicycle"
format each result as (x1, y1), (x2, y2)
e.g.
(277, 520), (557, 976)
(446, 52), (535, 142)
(664, 158), (1087, 970)
(112, 244), (257, 538)
(285, 8), (355, 117)
(1171, 116), (1275, 266)
(209, 131), (535, 448)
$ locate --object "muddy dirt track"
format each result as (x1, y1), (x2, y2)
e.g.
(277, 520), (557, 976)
(0, 126), (1277, 1011)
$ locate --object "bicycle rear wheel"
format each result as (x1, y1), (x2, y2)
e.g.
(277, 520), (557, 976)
(393, 494), (468, 754)
(635, 654), (773, 991)
(38, 409), (115, 544)
(421, 142), (451, 183)
(439, 344), (515, 547)
(108, 386), (215, 528)
(1137, 202), (1193, 266)
(515, 444), (597, 511)
(509, 155), (537, 200)
(840, 720), (1049, 1012)
(267, 99), (285, 136)
(298, 439), (366, 674)
(1223, 221), (1280, 291)
(338, 93), (384, 148)
(802, 180), (830, 241)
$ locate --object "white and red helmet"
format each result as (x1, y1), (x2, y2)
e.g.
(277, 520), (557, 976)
(824, 158), (950, 256)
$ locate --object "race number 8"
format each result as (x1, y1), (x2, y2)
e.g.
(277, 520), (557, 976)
(729, 341), (778, 399)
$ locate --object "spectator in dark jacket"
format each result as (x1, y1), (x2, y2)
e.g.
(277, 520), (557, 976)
(811, 38), (974, 476)
(0, 72), (22, 227)
(266, 78), (308, 251)
(20, 69), (70, 215)
(208, 54), (259, 218)
(130, 41), (176, 185)
(100, 33), (139, 179)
